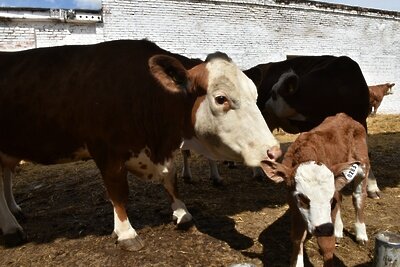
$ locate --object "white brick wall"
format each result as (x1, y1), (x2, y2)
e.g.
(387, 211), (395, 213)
(1, 0), (399, 113)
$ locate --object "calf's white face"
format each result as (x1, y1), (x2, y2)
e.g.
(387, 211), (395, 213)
(293, 161), (335, 234)
(193, 58), (280, 166)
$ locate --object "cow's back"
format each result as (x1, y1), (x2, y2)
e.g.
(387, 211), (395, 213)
(249, 56), (370, 131)
(0, 40), (198, 164)
(283, 113), (368, 169)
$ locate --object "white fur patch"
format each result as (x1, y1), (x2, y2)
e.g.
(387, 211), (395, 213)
(113, 208), (138, 241)
(334, 209), (344, 238)
(355, 222), (368, 242)
(171, 199), (192, 224)
(125, 147), (173, 183)
(294, 161), (335, 233)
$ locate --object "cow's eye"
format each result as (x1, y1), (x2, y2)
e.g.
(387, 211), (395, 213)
(297, 193), (310, 209)
(215, 95), (228, 105)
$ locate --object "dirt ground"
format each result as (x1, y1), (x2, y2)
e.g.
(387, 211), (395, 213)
(0, 114), (399, 267)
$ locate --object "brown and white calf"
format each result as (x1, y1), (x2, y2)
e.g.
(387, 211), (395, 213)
(0, 40), (281, 250)
(368, 83), (395, 115)
(261, 113), (369, 267)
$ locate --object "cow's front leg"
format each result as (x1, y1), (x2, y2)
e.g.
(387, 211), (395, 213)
(93, 150), (144, 251)
(353, 178), (368, 244)
(163, 162), (192, 224)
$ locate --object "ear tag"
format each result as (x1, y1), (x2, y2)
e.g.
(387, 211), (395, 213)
(342, 163), (359, 181)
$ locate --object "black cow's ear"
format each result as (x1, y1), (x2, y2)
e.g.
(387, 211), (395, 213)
(149, 55), (189, 94)
(244, 66), (262, 88)
(277, 71), (299, 97)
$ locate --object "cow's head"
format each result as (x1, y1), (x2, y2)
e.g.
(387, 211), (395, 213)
(261, 160), (366, 236)
(149, 53), (281, 167)
(259, 70), (308, 134)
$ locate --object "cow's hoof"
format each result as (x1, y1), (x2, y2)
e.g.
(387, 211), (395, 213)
(357, 239), (367, 246)
(3, 230), (27, 247)
(367, 191), (381, 199)
(13, 210), (27, 222)
(117, 236), (145, 251)
(182, 176), (194, 184)
(226, 161), (236, 169)
(212, 179), (224, 187)
(173, 212), (192, 225)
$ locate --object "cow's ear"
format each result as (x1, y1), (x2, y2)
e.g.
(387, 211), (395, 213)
(331, 161), (363, 191)
(244, 66), (262, 88)
(277, 71), (299, 97)
(149, 55), (189, 94)
(260, 160), (290, 183)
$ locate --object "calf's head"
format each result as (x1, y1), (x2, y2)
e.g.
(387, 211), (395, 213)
(261, 160), (364, 236)
(149, 53), (281, 167)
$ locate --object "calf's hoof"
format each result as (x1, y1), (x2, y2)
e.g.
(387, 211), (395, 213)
(367, 190), (381, 199)
(3, 230), (27, 247)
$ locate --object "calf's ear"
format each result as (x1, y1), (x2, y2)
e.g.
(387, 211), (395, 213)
(149, 55), (189, 94)
(260, 160), (289, 183)
(331, 161), (363, 191)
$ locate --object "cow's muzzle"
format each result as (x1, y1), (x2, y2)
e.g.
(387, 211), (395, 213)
(267, 146), (282, 161)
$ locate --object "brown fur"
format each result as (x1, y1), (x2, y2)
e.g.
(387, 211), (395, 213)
(0, 40), (208, 247)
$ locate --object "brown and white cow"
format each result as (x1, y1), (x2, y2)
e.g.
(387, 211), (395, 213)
(368, 83), (395, 115)
(261, 113), (369, 267)
(0, 40), (281, 250)
(182, 55), (380, 198)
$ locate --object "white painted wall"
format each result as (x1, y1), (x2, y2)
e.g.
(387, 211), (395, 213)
(1, 0), (399, 113)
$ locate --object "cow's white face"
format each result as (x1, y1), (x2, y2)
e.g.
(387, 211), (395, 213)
(264, 70), (306, 123)
(192, 57), (280, 166)
(293, 161), (335, 235)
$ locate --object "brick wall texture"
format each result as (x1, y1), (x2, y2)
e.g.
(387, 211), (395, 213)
(1, 0), (399, 114)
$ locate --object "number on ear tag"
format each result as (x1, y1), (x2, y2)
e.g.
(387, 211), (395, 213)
(343, 163), (359, 181)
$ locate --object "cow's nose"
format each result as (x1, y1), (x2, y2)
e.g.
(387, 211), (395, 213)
(267, 146), (282, 161)
(314, 223), (334, 237)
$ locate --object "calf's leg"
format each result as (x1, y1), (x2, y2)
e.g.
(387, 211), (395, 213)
(352, 178), (368, 243)
(366, 170), (380, 199)
(290, 210), (307, 267)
